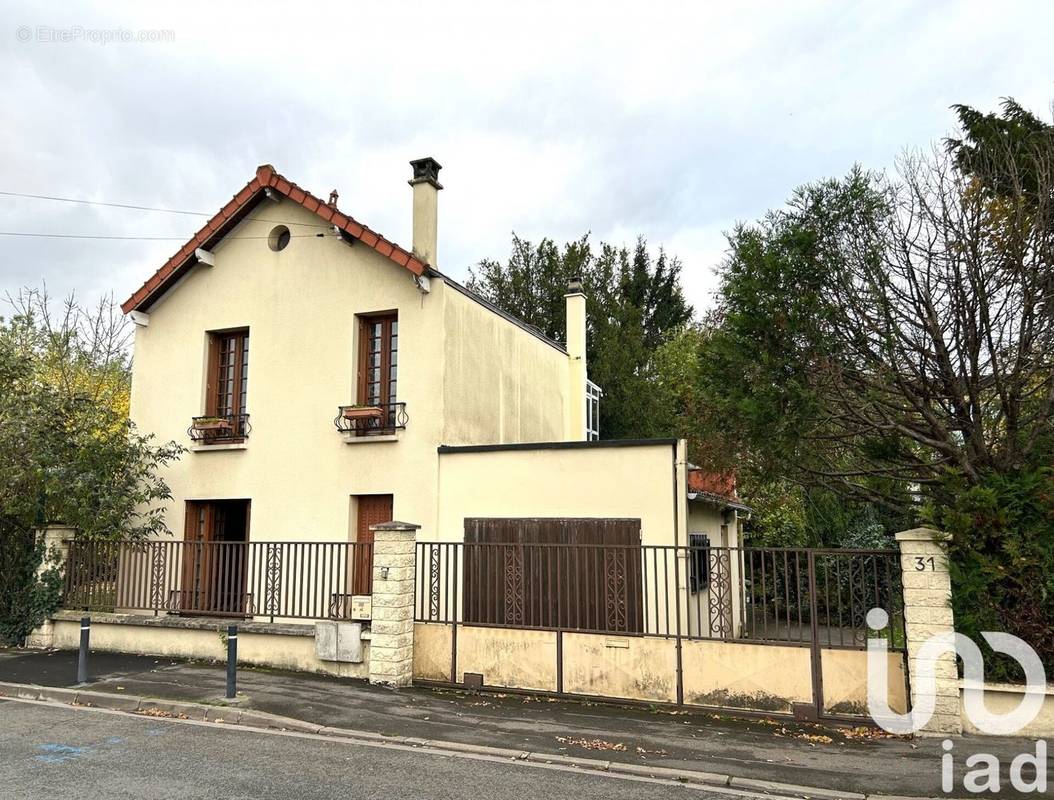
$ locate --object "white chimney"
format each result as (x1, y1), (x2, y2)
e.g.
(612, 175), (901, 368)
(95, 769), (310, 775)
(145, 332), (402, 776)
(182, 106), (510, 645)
(408, 157), (442, 265)
(565, 277), (587, 441)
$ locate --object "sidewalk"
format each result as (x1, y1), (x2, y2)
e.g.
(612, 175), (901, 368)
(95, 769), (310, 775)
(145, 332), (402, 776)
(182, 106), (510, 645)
(0, 647), (1040, 798)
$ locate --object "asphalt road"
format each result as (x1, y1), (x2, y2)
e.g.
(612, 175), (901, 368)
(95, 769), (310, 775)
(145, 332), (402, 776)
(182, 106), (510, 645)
(0, 700), (764, 800)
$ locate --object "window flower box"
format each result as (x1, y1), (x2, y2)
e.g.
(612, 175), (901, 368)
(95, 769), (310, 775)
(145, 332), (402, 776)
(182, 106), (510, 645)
(192, 416), (233, 432)
(342, 405), (384, 421)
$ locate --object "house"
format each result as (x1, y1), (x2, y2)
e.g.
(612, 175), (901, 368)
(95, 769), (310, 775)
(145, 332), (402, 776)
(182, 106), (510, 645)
(42, 158), (916, 722)
(114, 157), (742, 619)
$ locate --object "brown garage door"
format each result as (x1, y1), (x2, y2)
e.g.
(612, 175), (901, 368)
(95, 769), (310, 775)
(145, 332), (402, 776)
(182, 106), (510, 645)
(462, 518), (643, 633)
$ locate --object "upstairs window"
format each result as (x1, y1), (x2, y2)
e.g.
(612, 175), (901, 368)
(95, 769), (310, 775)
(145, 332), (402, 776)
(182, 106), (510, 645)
(586, 379), (602, 441)
(358, 313), (398, 409)
(197, 328), (249, 440)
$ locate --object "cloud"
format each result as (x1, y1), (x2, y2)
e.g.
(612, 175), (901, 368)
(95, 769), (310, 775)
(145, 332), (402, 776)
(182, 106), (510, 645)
(0, 0), (1051, 314)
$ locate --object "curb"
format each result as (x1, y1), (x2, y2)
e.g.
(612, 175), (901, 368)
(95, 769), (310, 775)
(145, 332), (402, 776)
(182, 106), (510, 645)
(0, 681), (947, 799)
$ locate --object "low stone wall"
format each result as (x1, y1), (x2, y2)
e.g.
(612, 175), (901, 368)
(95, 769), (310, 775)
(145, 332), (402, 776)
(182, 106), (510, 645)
(821, 648), (909, 716)
(413, 622), (905, 716)
(40, 611), (370, 679)
(563, 632), (677, 702)
(682, 640), (811, 712)
(960, 681), (1054, 738)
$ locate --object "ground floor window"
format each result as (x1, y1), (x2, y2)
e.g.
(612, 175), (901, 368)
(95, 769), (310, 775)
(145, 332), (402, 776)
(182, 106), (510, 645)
(688, 533), (711, 593)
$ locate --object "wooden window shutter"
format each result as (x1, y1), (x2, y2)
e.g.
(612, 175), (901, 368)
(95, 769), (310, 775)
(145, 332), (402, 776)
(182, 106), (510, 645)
(205, 335), (219, 415)
(184, 501), (199, 541)
(356, 318), (368, 404)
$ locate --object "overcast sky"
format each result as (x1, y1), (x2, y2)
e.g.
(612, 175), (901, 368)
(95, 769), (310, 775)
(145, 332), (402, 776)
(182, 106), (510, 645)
(1, 1), (1051, 316)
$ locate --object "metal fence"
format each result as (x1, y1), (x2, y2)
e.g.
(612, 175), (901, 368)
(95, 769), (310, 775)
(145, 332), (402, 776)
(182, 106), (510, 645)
(62, 539), (373, 621)
(61, 538), (906, 649)
(415, 542), (905, 650)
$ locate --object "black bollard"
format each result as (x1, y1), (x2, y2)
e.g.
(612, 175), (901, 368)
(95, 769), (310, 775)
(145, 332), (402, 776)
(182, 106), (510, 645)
(77, 616), (90, 684)
(226, 624), (238, 699)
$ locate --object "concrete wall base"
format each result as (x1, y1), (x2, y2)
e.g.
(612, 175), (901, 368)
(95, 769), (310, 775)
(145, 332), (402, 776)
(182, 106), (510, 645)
(960, 681), (1054, 738)
(35, 611), (370, 680)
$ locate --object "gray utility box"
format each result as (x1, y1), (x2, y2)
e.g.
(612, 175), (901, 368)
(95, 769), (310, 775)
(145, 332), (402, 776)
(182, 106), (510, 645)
(314, 621), (364, 663)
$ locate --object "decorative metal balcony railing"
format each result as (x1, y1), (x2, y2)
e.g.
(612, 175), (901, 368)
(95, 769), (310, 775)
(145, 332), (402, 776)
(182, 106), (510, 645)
(188, 413), (251, 444)
(334, 402), (407, 436)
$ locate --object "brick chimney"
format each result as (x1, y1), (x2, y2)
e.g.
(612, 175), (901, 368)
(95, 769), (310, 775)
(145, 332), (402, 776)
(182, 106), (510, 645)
(408, 157), (442, 265)
(565, 277), (587, 441)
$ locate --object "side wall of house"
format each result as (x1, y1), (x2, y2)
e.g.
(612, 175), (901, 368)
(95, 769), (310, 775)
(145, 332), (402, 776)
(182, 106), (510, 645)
(435, 442), (683, 545)
(440, 284), (569, 446)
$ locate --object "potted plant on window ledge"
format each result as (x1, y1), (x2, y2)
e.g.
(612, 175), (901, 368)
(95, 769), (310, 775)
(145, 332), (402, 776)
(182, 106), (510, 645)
(192, 416), (233, 432)
(342, 404), (383, 421)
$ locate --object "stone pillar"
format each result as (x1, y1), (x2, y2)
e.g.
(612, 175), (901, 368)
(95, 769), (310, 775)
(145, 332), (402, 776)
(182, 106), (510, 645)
(25, 525), (76, 649)
(895, 527), (962, 736)
(367, 521), (419, 687)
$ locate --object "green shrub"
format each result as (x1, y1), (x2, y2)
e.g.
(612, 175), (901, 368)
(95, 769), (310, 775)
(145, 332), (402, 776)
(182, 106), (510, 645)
(0, 522), (64, 646)
(928, 468), (1054, 682)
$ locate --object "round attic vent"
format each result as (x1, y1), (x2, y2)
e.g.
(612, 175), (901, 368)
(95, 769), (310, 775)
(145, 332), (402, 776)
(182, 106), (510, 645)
(268, 225), (291, 252)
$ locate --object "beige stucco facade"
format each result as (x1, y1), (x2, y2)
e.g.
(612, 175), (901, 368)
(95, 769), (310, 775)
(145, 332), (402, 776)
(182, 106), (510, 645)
(435, 441), (687, 546)
(129, 197), (578, 546)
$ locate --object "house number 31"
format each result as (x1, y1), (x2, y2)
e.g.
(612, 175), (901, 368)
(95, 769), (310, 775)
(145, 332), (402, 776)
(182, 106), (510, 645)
(914, 556), (936, 571)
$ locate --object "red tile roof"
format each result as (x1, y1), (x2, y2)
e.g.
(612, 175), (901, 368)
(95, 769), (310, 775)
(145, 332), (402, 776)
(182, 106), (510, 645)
(687, 468), (740, 503)
(121, 164), (428, 313)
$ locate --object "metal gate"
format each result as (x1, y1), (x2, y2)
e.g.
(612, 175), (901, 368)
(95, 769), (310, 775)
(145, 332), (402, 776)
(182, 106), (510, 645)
(413, 539), (908, 723)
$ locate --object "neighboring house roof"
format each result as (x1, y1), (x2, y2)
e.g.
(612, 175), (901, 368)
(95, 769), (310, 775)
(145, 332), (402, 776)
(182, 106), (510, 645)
(686, 467), (751, 512)
(688, 489), (752, 513)
(121, 164), (428, 313)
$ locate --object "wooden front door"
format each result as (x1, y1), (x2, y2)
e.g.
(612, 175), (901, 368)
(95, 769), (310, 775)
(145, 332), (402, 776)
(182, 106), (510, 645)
(352, 495), (392, 595)
(182, 502), (216, 613)
(181, 500), (249, 615)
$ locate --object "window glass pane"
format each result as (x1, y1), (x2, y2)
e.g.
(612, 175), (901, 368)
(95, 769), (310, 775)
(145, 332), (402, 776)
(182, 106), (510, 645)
(688, 534), (710, 592)
(387, 319), (397, 403)
(211, 331), (248, 420)
(358, 314), (398, 408)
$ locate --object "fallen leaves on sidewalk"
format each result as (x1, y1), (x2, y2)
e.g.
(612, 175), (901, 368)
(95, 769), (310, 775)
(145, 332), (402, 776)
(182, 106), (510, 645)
(839, 725), (902, 741)
(136, 708), (189, 720)
(772, 727), (834, 745)
(555, 736), (627, 752)
(635, 745), (669, 756)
